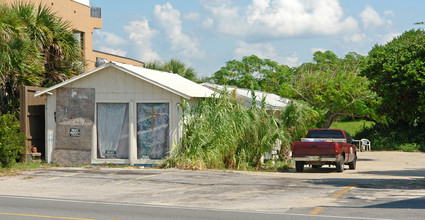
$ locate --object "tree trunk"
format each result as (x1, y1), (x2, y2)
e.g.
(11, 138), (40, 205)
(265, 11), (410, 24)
(324, 112), (352, 129)
(323, 115), (336, 129)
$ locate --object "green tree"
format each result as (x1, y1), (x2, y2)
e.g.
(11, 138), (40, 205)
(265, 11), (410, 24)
(210, 55), (293, 97)
(0, 2), (84, 116)
(144, 58), (198, 82)
(290, 51), (375, 128)
(0, 2), (44, 115)
(11, 3), (84, 86)
(362, 29), (425, 125)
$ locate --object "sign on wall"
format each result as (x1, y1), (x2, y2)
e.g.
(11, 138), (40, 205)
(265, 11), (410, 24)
(70, 128), (81, 137)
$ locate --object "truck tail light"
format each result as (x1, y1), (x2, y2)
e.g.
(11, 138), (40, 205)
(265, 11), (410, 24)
(334, 142), (339, 153)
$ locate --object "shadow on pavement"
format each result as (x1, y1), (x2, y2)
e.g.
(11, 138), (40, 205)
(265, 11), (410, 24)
(306, 177), (425, 190)
(363, 197), (425, 209)
(356, 169), (425, 177)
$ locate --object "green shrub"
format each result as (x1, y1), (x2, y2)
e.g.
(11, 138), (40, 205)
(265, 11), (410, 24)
(355, 123), (425, 152)
(0, 114), (26, 167)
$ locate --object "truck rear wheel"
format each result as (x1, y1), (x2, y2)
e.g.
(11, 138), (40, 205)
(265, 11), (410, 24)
(295, 161), (304, 172)
(336, 156), (344, 172)
(349, 155), (357, 170)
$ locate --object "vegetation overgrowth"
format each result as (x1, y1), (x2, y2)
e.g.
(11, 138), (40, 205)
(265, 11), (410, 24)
(0, 162), (56, 177)
(0, 113), (25, 168)
(161, 90), (314, 170)
(355, 123), (425, 152)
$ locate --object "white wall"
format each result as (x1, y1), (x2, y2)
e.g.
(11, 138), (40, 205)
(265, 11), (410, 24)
(73, 0), (90, 6)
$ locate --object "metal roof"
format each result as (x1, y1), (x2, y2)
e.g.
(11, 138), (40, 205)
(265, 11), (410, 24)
(35, 62), (214, 99)
(201, 83), (291, 110)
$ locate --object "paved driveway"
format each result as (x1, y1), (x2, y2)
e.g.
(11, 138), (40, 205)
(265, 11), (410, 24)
(0, 151), (424, 219)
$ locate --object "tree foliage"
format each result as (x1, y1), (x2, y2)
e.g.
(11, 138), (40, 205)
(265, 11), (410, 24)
(210, 55), (294, 97)
(144, 58), (198, 82)
(0, 2), (84, 116)
(362, 29), (425, 125)
(0, 113), (25, 168)
(290, 51), (375, 128)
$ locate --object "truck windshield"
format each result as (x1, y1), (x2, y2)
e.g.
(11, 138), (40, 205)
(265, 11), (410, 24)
(306, 130), (344, 139)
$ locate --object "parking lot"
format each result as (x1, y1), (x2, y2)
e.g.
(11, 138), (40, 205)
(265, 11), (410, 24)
(0, 151), (424, 219)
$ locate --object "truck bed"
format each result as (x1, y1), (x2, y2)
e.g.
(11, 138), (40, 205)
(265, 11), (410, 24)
(292, 141), (338, 156)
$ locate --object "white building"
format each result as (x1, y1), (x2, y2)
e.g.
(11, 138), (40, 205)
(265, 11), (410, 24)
(201, 83), (291, 110)
(35, 62), (214, 166)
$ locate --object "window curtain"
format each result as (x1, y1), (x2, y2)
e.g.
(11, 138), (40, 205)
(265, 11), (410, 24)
(97, 103), (129, 159)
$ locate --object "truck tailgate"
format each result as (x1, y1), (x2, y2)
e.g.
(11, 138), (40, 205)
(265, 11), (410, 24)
(292, 141), (337, 156)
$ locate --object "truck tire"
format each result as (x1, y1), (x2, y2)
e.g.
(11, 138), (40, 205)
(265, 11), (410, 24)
(349, 155), (357, 170)
(295, 161), (304, 172)
(336, 156), (344, 172)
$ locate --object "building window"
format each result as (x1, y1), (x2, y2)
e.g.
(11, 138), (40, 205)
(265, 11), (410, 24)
(73, 31), (85, 54)
(137, 103), (169, 159)
(97, 103), (129, 159)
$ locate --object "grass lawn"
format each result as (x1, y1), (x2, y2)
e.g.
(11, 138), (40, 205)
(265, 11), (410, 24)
(330, 119), (375, 137)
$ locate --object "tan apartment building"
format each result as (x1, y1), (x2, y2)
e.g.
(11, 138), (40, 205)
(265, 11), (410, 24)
(4, 0), (143, 71)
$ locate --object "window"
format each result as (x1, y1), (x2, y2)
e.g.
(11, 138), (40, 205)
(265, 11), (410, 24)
(97, 103), (129, 159)
(137, 103), (169, 159)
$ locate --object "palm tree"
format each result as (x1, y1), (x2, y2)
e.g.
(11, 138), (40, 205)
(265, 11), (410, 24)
(0, 3), (43, 116)
(144, 58), (198, 82)
(11, 2), (84, 86)
(0, 2), (84, 116)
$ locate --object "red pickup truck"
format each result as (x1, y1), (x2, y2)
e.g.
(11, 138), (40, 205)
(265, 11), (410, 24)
(291, 129), (357, 172)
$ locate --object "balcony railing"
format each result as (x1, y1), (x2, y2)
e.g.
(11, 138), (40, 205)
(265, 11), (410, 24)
(90, 7), (101, 18)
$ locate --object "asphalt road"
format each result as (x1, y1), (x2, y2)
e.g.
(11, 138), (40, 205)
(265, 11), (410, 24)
(0, 151), (424, 220)
(0, 195), (374, 220)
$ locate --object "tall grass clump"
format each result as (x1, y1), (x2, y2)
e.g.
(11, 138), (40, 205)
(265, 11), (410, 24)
(169, 90), (287, 170)
(279, 101), (320, 143)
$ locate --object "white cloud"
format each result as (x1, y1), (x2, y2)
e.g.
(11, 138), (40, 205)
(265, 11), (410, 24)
(93, 31), (129, 58)
(380, 32), (401, 44)
(384, 10), (395, 17)
(311, 48), (326, 54)
(124, 19), (161, 61)
(202, 18), (214, 28)
(95, 31), (127, 47)
(360, 5), (385, 29)
(201, 0), (359, 39)
(99, 46), (127, 57)
(233, 41), (276, 59)
(344, 33), (367, 43)
(182, 12), (201, 22)
(153, 3), (205, 58)
(284, 52), (299, 67)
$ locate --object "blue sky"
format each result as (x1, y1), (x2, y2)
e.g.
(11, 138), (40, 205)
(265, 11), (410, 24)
(90, 0), (425, 77)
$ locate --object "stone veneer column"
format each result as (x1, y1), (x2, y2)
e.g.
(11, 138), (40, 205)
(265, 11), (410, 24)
(53, 88), (95, 166)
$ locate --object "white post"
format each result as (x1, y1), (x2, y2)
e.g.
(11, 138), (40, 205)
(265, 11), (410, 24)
(129, 101), (136, 165)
